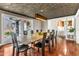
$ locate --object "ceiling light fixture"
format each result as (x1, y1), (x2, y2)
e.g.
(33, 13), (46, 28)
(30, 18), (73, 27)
(36, 17), (45, 21)
(35, 13), (47, 21)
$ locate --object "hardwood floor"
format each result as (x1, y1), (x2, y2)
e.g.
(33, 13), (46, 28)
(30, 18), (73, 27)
(0, 37), (79, 56)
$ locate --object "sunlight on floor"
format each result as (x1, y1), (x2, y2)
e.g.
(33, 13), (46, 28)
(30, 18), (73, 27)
(63, 41), (67, 55)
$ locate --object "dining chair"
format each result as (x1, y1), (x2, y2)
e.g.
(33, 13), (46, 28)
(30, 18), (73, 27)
(40, 29), (42, 32)
(54, 30), (58, 45)
(45, 31), (51, 45)
(11, 32), (33, 56)
(47, 30), (50, 33)
(51, 30), (55, 47)
(36, 30), (39, 33)
(34, 32), (47, 56)
(45, 35), (51, 53)
(31, 30), (34, 34)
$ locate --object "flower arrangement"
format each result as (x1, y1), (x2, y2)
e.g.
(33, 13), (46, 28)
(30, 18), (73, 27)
(38, 32), (43, 35)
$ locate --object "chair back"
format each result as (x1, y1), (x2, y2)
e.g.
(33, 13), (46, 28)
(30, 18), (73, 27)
(41, 32), (47, 56)
(42, 32), (47, 44)
(31, 30), (34, 34)
(40, 29), (42, 32)
(47, 30), (50, 33)
(36, 30), (39, 33)
(43, 32), (47, 39)
(11, 32), (19, 51)
(55, 30), (57, 44)
(55, 30), (57, 39)
(50, 31), (55, 40)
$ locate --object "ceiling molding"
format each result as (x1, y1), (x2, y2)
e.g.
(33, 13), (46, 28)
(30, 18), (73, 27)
(0, 8), (35, 19)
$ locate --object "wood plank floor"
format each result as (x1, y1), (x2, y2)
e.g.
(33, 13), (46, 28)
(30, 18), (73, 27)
(0, 37), (79, 56)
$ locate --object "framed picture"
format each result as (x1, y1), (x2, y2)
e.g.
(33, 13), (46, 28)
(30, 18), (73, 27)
(57, 21), (64, 27)
(68, 20), (72, 26)
(61, 21), (64, 27)
(27, 21), (30, 27)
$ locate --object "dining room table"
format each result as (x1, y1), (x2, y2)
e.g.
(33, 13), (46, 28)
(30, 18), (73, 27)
(30, 32), (51, 56)
(20, 32), (46, 56)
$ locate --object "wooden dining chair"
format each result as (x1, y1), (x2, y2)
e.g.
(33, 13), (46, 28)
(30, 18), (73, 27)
(50, 30), (55, 47)
(45, 31), (51, 44)
(36, 30), (39, 33)
(45, 32), (53, 53)
(34, 32), (47, 56)
(54, 30), (58, 45)
(47, 30), (50, 33)
(31, 30), (34, 34)
(40, 29), (42, 32)
(11, 32), (32, 56)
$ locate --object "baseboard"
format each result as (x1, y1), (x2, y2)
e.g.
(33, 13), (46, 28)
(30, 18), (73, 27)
(66, 40), (76, 43)
(0, 43), (12, 48)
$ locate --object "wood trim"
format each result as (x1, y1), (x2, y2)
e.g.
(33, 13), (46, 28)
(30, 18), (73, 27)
(0, 8), (35, 19)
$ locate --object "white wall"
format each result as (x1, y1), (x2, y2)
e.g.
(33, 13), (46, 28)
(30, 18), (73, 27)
(41, 20), (48, 32)
(33, 19), (42, 32)
(48, 19), (57, 31)
(22, 18), (42, 33)
(75, 9), (79, 44)
(48, 16), (75, 31)
(0, 13), (1, 44)
(48, 15), (75, 40)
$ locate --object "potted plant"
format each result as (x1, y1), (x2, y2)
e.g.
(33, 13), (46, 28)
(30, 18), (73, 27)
(3, 31), (12, 40)
(69, 27), (75, 33)
(4, 31), (12, 36)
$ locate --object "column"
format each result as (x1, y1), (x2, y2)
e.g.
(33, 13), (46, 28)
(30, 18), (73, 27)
(64, 18), (67, 39)
(75, 9), (79, 44)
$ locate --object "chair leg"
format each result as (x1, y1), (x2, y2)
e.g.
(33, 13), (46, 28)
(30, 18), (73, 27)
(38, 48), (40, 52)
(24, 50), (27, 56)
(52, 39), (54, 47)
(16, 50), (19, 56)
(12, 47), (15, 56)
(48, 41), (51, 53)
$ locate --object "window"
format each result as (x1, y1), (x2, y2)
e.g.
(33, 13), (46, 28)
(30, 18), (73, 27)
(24, 22), (27, 31)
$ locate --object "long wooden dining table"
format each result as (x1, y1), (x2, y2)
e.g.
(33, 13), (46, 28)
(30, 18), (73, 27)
(26, 33), (51, 56)
(19, 33), (45, 56)
(21, 33), (50, 56)
(31, 33), (43, 42)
